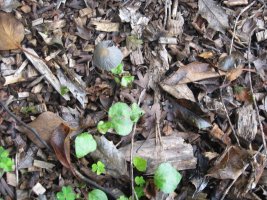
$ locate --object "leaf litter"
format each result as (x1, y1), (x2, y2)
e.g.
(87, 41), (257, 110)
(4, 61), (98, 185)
(0, 0), (266, 199)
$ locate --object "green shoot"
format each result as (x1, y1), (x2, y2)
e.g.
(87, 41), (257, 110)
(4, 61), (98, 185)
(97, 102), (145, 136)
(154, 163), (182, 194)
(133, 156), (147, 172)
(92, 161), (106, 175)
(121, 75), (134, 87)
(0, 146), (14, 175)
(111, 63), (124, 75)
(135, 176), (145, 186)
(60, 86), (70, 96)
(75, 132), (97, 158)
(56, 186), (76, 200)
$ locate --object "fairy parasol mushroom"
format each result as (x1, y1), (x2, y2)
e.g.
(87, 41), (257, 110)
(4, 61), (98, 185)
(93, 40), (123, 71)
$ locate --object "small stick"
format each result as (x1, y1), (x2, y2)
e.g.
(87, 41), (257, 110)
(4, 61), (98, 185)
(247, 36), (267, 154)
(0, 101), (52, 151)
(229, 1), (256, 54)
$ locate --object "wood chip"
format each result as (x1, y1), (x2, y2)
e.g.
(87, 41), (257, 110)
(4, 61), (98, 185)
(6, 173), (17, 187)
(130, 48), (144, 65)
(119, 135), (197, 173)
(20, 5), (31, 13)
(256, 29), (267, 42)
(32, 18), (44, 26)
(33, 160), (55, 170)
(158, 37), (177, 44)
(32, 182), (46, 195)
(91, 19), (119, 32)
(79, 7), (95, 18)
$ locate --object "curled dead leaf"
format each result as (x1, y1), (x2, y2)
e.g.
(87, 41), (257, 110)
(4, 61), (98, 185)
(0, 11), (24, 50)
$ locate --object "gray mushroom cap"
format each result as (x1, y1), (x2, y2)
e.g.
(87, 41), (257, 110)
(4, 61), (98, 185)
(93, 40), (123, 71)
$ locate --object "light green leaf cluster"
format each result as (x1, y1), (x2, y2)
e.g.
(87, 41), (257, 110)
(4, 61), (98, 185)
(75, 132), (97, 158)
(92, 161), (106, 175)
(0, 146), (14, 173)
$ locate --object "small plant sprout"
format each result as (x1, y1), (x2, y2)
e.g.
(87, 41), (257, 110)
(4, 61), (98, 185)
(133, 156), (147, 172)
(120, 75), (134, 87)
(134, 176), (146, 198)
(88, 189), (108, 200)
(56, 186), (76, 200)
(93, 40), (123, 71)
(117, 196), (129, 200)
(0, 146), (14, 176)
(97, 102), (145, 136)
(92, 161), (106, 175)
(154, 162), (182, 194)
(135, 176), (146, 186)
(111, 63), (124, 75)
(60, 86), (69, 96)
(75, 132), (97, 158)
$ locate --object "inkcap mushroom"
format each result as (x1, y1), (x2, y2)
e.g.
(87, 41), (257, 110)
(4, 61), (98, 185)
(93, 40), (123, 71)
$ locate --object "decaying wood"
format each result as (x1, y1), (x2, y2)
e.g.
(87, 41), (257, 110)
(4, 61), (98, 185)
(120, 134), (197, 173)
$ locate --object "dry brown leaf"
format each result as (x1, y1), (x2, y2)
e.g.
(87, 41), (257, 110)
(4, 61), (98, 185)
(226, 66), (243, 82)
(198, 0), (229, 33)
(207, 146), (251, 179)
(0, 11), (24, 50)
(210, 124), (231, 145)
(18, 112), (67, 148)
(50, 123), (71, 169)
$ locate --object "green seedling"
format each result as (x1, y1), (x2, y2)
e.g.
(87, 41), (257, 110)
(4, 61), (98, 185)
(134, 176), (146, 198)
(154, 162), (182, 194)
(56, 186), (76, 200)
(60, 86), (70, 96)
(75, 132), (97, 158)
(92, 161), (106, 175)
(88, 189), (108, 200)
(0, 146), (13, 175)
(121, 75), (134, 87)
(97, 102), (144, 136)
(133, 156), (147, 172)
(111, 63), (124, 75)
(135, 176), (145, 186)
(117, 196), (129, 200)
(20, 106), (37, 114)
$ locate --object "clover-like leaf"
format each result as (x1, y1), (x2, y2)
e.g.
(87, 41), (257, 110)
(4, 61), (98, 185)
(154, 163), (182, 194)
(111, 63), (124, 75)
(97, 121), (113, 134)
(75, 132), (97, 158)
(92, 161), (106, 175)
(133, 156), (147, 172)
(130, 103), (145, 123)
(121, 75), (134, 87)
(0, 146), (13, 172)
(88, 189), (108, 200)
(135, 176), (145, 186)
(56, 186), (76, 200)
(109, 102), (133, 136)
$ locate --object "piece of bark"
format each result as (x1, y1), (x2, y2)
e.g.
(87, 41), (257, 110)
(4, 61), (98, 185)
(236, 105), (257, 143)
(90, 19), (119, 32)
(130, 48), (144, 65)
(256, 29), (267, 42)
(6, 173), (16, 187)
(33, 160), (55, 171)
(32, 182), (46, 195)
(158, 37), (177, 44)
(23, 47), (70, 100)
(119, 135), (197, 173)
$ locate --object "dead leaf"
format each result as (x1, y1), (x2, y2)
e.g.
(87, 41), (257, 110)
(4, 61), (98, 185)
(0, 11), (24, 50)
(162, 62), (225, 85)
(210, 124), (231, 145)
(18, 112), (67, 148)
(207, 146), (251, 179)
(50, 123), (71, 169)
(226, 66), (243, 82)
(91, 19), (119, 32)
(198, 0), (230, 33)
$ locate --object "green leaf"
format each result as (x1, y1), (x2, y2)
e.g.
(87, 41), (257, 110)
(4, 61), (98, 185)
(154, 163), (182, 194)
(109, 102), (133, 136)
(114, 77), (121, 84)
(135, 176), (145, 186)
(88, 189), (108, 200)
(92, 161), (106, 175)
(75, 132), (97, 158)
(111, 63), (124, 75)
(133, 156), (147, 172)
(0, 146), (13, 172)
(117, 196), (129, 200)
(60, 86), (69, 96)
(130, 103), (145, 123)
(121, 75), (134, 87)
(134, 186), (144, 198)
(97, 121), (113, 134)
(56, 186), (76, 200)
